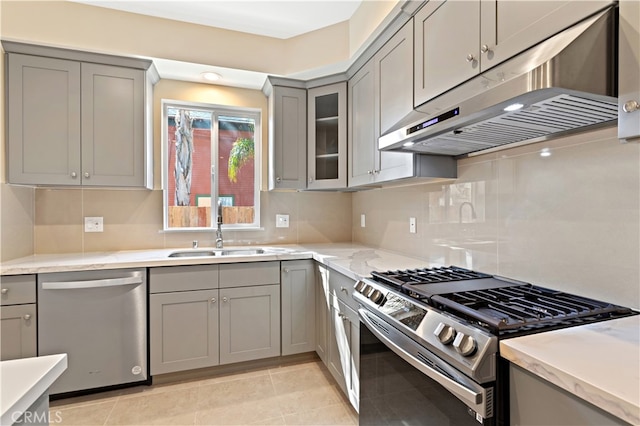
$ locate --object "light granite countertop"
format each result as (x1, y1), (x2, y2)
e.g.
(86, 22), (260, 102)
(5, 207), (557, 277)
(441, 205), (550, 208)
(0, 354), (67, 425)
(500, 315), (640, 425)
(2, 244), (638, 424)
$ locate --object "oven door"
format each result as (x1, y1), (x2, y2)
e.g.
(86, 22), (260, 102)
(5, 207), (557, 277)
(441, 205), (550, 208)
(359, 308), (495, 426)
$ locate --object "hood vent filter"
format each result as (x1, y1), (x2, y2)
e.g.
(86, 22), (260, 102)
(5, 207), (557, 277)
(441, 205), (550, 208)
(412, 94), (618, 156)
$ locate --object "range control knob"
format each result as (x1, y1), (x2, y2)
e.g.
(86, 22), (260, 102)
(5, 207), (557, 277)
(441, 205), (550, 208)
(354, 281), (367, 293)
(453, 333), (477, 357)
(369, 289), (384, 304)
(434, 322), (456, 345)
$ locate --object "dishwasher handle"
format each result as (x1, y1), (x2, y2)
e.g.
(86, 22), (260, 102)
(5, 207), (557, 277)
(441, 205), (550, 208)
(41, 275), (143, 290)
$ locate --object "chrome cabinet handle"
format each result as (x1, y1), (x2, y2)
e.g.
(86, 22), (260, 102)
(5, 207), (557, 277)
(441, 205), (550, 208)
(340, 286), (348, 294)
(211, 297), (217, 303)
(466, 53), (475, 62)
(276, 176), (282, 183)
(1, 288), (8, 294)
(623, 100), (639, 113)
(71, 172), (78, 178)
(283, 268), (290, 273)
(24, 314), (31, 321)
(480, 44), (491, 54)
(84, 172), (90, 178)
(223, 297), (228, 302)
(367, 170), (373, 175)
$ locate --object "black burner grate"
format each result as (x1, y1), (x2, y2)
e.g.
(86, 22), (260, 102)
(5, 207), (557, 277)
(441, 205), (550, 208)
(370, 266), (490, 289)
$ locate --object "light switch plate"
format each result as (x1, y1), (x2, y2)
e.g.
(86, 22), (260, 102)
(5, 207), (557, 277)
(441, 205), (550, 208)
(276, 214), (289, 228)
(85, 217), (104, 232)
(361, 214), (366, 228)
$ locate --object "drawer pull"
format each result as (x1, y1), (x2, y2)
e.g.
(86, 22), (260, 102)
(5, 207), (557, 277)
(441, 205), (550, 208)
(211, 298), (217, 304)
(340, 287), (348, 293)
(1, 288), (8, 294)
(24, 314), (31, 321)
(223, 297), (228, 302)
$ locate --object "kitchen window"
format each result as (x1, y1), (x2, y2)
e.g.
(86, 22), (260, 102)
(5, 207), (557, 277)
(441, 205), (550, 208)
(162, 100), (261, 230)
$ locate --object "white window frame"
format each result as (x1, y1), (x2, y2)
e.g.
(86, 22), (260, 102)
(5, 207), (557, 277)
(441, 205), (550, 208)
(162, 99), (261, 231)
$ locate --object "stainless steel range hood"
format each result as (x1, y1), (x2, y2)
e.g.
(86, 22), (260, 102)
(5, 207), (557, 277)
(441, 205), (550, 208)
(379, 7), (618, 157)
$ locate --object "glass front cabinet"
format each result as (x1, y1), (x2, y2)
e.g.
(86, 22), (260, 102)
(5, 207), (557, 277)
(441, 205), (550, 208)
(307, 82), (347, 190)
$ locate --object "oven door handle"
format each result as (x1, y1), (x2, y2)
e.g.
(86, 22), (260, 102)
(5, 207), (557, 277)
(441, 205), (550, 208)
(359, 308), (492, 419)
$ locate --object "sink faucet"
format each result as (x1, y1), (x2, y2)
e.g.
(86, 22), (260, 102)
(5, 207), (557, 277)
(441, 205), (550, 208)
(215, 200), (223, 248)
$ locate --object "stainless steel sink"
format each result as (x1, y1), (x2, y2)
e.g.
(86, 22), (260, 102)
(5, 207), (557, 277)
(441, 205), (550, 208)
(218, 248), (265, 256)
(167, 247), (283, 258)
(168, 250), (217, 258)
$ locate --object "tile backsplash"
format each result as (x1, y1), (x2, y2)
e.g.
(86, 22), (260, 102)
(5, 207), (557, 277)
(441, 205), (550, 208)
(29, 189), (352, 255)
(352, 127), (640, 309)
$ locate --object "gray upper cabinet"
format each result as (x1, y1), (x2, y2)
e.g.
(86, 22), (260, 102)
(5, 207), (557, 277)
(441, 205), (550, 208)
(348, 60), (377, 187)
(264, 78), (307, 190)
(81, 63), (145, 186)
(618, 0), (640, 142)
(348, 21), (419, 188)
(414, 0), (615, 107)
(4, 42), (156, 188)
(307, 82), (347, 190)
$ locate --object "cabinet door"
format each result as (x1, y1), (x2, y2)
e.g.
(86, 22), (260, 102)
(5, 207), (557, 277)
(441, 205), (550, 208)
(307, 83), (347, 189)
(481, 0), (614, 71)
(269, 86), (307, 190)
(81, 63), (145, 187)
(150, 289), (219, 375)
(315, 263), (330, 364)
(619, 0), (640, 142)
(374, 20), (416, 184)
(1, 304), (37, 361)
(219, 285), (280, 364)
(281, 260), (316, 356)
(328, 299), (359, 412)
(348, 60), (377, 187)
(7, 54), (81, 185)
(414, 0), (480, 107)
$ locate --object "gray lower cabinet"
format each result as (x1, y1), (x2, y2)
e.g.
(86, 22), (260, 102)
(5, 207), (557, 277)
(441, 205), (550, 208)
(281, 260), (316, 356)
(315, 263), (330, 364)
(219, 284), (280, 364)
(0, 275), (37, 361)
(509, 363), (629, 425)
(150, 289), (219, 375)
(149, 265), (219, 375)
(315, 265), (359, 412)
(4, 42), (155, 188)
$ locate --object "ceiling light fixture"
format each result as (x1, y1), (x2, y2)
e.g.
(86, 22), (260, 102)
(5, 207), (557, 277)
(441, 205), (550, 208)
(503, 103), (524, 112)
(201, 71), (222, 82)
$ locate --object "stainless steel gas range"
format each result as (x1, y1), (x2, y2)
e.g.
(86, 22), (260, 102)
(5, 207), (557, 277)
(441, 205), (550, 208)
(354, 266), (637, 426)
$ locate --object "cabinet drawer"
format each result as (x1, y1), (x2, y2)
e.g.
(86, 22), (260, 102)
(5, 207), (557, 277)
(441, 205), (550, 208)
(335, 298), (359, 326)
(219, 262), (280, 288)
(150, 265), (219, 293)
(1, 275), (36, 305)
(329, 268), (358, 311)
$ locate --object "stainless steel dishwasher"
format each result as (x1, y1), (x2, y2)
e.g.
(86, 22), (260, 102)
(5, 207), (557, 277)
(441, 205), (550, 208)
(37, 268), (148, 395)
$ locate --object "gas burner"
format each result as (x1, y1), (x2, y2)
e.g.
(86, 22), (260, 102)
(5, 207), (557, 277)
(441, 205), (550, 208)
(370, 266), (491, 289)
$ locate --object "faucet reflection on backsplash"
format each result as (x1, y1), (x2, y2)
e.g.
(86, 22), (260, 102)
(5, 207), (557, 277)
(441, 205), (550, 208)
(458, 201), (477, 223)
(216, 200), (224, 248)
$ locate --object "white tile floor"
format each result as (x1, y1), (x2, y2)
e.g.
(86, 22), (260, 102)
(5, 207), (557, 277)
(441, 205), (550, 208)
(49, 358), (358, 425)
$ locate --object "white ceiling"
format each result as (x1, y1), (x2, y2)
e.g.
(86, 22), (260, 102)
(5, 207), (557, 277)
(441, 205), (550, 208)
(70, 1), (363, 89)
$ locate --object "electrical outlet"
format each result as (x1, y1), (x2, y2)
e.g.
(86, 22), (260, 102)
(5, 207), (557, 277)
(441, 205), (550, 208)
(360, 214), (366, 228)
(85, 217), (104, 232)
(409, 217), (417, 234)
(276, 214), (289, 228)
